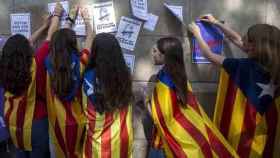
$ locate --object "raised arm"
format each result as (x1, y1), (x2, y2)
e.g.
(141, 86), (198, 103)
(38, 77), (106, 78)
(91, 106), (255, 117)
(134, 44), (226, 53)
(200, 14), (245, 51)
(29, 15), (50, 46)
(46, 2), (63, 41)
(188, 22), (225, 66)
(81, 8), (95, 51)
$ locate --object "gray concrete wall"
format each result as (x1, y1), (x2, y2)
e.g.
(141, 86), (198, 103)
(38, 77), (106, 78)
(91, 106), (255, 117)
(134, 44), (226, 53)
(1, 0), (279, 115)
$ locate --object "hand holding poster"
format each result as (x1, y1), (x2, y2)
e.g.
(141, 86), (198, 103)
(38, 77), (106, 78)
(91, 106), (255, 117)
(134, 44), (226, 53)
(48, 1), (69, 27)
(93, 1), (117, 34)
(10, 13), (31, 38)
(73, 6), (93, 36)
(116, 16), (142, 51)
(163, 3), (184, 25)
(192, 20), (224, 63)
(130, 0), (148, 20)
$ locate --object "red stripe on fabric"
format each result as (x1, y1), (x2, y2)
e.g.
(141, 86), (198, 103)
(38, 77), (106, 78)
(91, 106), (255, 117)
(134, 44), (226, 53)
(4, 97), (14, 132)
(85, 100), (96, 158)
(187, 91), (201, 115)
(170, 90), (213, 158)
(206, 127), (234, 158)
(263, 102), (277, 158)
(64, 101), (78, 158)
(16, 96), (27, 149)
(220, 79), (238, 137)
(54, 119), (67, 156)
(101, 112), (113, 158)
(120, 107), (129, 158)
(237, 101), (257, 158)
(153, 89), (188, 158)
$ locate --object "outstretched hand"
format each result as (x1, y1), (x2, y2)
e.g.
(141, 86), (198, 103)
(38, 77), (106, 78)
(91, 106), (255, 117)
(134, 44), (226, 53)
(199, 14), (219, 24)
(188, 22), (201, 37)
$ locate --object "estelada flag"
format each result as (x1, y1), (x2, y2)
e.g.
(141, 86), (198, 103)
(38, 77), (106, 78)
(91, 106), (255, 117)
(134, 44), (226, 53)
(214, 58), (280, 158)
(82, 69), (133, 158)
(150, 69), (238, 158)
(4, 59), (36, 150)
(45, 53), (86, 158)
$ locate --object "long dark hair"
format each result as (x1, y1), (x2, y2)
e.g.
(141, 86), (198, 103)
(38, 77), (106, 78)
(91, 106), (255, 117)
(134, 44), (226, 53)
(0, 34), (33, 96)
(246, 24), (280, 85)
(157, 37), (188, 105)
(49, 28), (79, 99)
(86, 33), (133, 113)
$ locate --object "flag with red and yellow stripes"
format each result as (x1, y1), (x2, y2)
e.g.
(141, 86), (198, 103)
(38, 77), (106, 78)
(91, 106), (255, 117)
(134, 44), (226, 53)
(214, 58), (280, 158)
(46, 59), (86, 158)
(82, 101), (133, 158)
(82, 69), (133, 158)
(4, 59), (36, 151)
(150, 69), (238, 158)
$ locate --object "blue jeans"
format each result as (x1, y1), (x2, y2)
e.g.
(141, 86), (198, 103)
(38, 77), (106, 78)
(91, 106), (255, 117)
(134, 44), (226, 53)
(148, 148), (165, 158)
(16, 118), (50, 158)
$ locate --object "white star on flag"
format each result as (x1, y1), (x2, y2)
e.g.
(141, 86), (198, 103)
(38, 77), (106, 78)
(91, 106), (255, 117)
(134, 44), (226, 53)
(256, 81), (277, 98)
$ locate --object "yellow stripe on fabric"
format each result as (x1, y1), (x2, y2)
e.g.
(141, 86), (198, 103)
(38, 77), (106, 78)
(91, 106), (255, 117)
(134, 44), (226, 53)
(196, 103), (239, 157)
(8, 98), (20, 148)
(92, 112), (105, 158)
(227, 89), (246, 150)
(71, 100), (85, 158)
(273, 97), (280, 158)
(214, 69), (230, 128)
(150, 87), (174, 158)
(154, 82), (206, 157)
(110, 110), (121, 158)
(23, 59), (36, 150)
(248, 113), (266, 158)
(126, 106), (133, 158)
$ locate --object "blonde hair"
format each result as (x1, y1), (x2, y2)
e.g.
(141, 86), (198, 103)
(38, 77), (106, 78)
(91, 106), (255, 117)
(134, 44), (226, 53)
(247, 24), (280, 85)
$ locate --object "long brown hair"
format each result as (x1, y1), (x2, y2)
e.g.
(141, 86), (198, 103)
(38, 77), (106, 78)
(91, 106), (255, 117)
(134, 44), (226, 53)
(49, 28), (79, 99)
(86, 33), (133, 113)
(246, 24), (280, 85)
(0, 34), (33, 96)
(157, 37), (188, 105)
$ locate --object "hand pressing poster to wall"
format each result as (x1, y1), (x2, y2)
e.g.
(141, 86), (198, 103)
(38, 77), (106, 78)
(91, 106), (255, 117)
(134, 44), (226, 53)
(192, 20), (224, 63)
(116, 16), (142, 51)
(10, 13), (31, 38)
(130, 0), (148, 20)
(93, 1), (117, 34)
(73, 5), (93, 36)
(48, 1), (69, 27)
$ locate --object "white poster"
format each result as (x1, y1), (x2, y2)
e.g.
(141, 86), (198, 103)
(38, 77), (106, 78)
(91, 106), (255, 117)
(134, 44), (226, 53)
(123, 53), (135, 74)
(144, 13), (159, 31)
(164, 3), (184, 24)
(130, 0), (148, 20)
(116, 16), (142, 51)
(10, 13), (31, 38)
(73, 6), (93, 36)
(93, 1), (117, 34)
(48, 1), (69, 27)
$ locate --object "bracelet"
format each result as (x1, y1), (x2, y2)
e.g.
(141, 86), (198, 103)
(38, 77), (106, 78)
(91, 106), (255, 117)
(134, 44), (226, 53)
(52, 14), (61, 18)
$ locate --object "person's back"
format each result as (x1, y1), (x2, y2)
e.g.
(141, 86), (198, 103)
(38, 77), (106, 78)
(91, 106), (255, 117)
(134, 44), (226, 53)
(82, 33), (134, 158)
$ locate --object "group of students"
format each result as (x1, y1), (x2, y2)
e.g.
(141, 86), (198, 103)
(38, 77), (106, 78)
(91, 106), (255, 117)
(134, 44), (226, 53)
(0, 2), (279, 158)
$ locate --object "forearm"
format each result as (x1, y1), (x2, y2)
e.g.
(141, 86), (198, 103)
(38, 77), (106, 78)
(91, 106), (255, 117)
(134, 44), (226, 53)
(215, 22), (243, 45)
(84, 21), (94, 51)
(195, 34), (225, 65)
(46, 16), (60, 41)
(30, 25), (48, 45)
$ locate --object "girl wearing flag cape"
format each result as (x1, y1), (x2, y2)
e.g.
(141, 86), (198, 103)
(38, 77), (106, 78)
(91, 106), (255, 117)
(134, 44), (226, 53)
(189, 15), (280, 158)
(82, 33), (134, 158)
(0, 4), (63, 158)
(44, 6), (94, 158)
(147, 37), (238, 158)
